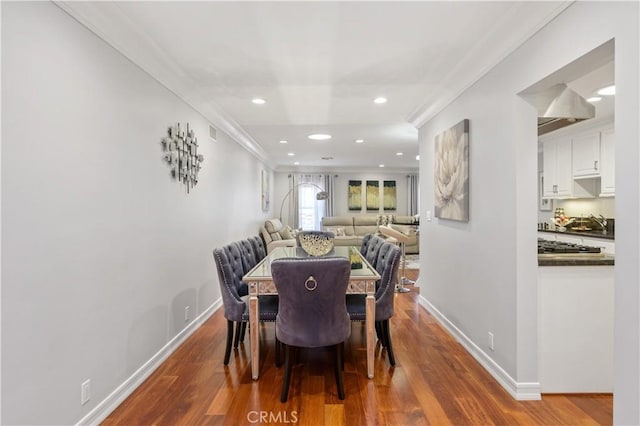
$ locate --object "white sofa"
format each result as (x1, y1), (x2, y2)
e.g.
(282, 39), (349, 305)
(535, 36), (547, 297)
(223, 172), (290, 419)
(260, 218), (297, 254)
(321, 214), (419, 254)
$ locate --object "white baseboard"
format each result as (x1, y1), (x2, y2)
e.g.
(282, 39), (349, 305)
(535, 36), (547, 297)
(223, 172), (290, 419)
(417, 295), (541, 401)
(76, 298), (223, 425)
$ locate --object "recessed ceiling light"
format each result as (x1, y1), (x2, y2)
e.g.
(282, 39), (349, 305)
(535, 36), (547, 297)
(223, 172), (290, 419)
(587, 96), (602, 103)
(279, 140), (288, 144)
(287, 152), (295, 156)
(308, 134), (331, 140)
(396, 152), (403, 156)
(373, 97), (387, 104)
(416, 155), (420, 161)
(597, 85), (615, 96)
(379, 164), (385, 168)
(355, 139), (364, 144)
(294, 161), (300, 165)
(252, 98), (266, 105)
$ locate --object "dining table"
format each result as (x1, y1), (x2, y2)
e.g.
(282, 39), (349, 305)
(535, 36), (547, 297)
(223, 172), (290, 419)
(242, 245), (381, 380)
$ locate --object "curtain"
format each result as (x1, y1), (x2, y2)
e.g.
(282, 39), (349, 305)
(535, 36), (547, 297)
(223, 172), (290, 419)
(288, 174), (299, 228)
(324, 174), (336, 217)
(407, 174), (419, 216)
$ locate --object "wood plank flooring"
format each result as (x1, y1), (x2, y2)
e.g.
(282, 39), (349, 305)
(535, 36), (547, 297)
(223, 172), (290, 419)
(103, 269), (612, 425)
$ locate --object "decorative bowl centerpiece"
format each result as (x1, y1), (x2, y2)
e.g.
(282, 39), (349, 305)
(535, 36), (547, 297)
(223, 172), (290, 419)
(298, 231), (334, 256)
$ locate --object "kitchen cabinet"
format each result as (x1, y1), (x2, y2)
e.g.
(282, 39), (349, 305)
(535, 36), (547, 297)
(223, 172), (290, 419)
(572, 132), (600, 178)
(543, 138), (572, 197)
(600, 127), (615, 196)
(543, 138), (596, 199)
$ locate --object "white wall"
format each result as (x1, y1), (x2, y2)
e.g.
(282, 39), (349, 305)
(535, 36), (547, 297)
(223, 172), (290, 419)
(274, 171), (415, 227)
(1, 3), (272, 424)
(419, 2), (639, 420)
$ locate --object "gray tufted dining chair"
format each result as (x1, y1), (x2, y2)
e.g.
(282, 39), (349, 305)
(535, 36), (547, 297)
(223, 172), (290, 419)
(271, 257), (351, 402)
(213, 244), (279, 365)
(232, 239), (264, 346)
(360, 233), (386, 267)
(237, 239), (259, 274)
(249, 235), (267, 262)
(346, 241), (401, 366)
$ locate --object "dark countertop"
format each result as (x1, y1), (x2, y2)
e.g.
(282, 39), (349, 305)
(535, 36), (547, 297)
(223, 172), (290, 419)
(538, 253), (615, 266)
(538, 229), (615, 241)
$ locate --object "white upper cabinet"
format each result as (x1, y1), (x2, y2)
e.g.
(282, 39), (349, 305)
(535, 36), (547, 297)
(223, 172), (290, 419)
(600, 127), (615, 196)
(572, 132), (601, 178)
(543, 138), (573, 198)
(540, 119), (614, 200)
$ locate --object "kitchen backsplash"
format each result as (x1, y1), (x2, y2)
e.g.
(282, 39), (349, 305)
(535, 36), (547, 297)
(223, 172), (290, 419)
(537, 197), (615, 223)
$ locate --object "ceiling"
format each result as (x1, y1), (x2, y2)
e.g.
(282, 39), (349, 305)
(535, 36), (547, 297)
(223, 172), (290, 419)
(59, 1), (570, 172)
(568, 60), (615, 119)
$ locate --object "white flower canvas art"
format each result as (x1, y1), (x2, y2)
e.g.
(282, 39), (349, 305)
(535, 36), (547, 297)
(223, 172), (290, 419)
(434, 119), (469, 221)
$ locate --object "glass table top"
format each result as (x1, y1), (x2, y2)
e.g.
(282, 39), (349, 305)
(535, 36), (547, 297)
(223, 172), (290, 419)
(244, 246), (379, 280)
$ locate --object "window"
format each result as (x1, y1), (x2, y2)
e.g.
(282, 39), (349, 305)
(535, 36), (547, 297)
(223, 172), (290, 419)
(295, 175), (326, 230)
(297, 186), (325, 230)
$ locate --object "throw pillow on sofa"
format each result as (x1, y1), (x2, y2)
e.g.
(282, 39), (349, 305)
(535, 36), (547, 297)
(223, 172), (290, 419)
(323, 226), (346, 236)
(278, 225), (297, 240)
(376, 214), (394, 226)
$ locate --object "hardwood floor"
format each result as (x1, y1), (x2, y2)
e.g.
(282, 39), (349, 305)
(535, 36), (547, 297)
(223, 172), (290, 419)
(103, 269), (612, 425)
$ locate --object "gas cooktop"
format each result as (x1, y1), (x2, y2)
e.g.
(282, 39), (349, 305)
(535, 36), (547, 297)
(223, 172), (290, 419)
(537, 238), (601, 254)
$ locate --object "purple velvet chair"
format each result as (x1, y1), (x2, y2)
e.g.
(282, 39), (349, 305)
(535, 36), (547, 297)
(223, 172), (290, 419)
(346, 241), (401, 365)
(237, 239), (258, 273)
(271, 257), (351, 402)
(232, 239), (262, 346)
(249, 235), (267, 261)
(213, 244), (279, 365)
(360, 233), (386, 267)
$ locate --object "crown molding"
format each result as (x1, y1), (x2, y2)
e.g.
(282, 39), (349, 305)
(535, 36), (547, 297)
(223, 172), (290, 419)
(274, 165), (419, 175)
(409, 1), (574, 129)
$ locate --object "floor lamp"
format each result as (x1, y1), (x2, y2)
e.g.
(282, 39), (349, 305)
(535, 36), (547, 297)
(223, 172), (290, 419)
(278, 183), (329, 226)
(378, 225), (414, 293)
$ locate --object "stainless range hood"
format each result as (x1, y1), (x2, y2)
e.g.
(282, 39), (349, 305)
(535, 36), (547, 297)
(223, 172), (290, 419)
(523, 84), (595, 135)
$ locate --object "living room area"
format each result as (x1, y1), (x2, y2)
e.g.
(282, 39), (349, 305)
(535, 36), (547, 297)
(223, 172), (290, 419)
(260, 171), (419, 257)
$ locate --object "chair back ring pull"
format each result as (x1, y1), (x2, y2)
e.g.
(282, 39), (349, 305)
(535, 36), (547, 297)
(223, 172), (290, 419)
(304, 276), (318, 291)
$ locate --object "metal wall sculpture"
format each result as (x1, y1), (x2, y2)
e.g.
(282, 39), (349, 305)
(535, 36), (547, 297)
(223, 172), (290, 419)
(161, 122), (204, 193)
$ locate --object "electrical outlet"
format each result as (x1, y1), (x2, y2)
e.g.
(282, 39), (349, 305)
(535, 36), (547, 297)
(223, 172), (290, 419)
(81, 379), (91, 405)
(488, 332), (495, 351)
(426, 210), (432, 222)
(185, 306), (190, 322)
